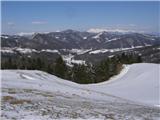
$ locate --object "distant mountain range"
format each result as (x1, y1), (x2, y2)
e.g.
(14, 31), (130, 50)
(2, 29), (160, 49)
(1, 29), (160, 65)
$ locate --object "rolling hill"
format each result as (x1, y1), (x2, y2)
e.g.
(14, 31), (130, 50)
(1, 63), (160, 120)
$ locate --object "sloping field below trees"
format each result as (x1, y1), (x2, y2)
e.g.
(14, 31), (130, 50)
(1, 63), (160, 120)
(85, 63), (160, 106)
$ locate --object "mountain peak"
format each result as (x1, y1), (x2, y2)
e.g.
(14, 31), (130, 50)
(62, 29), (79, 33)
(87, 28), (136, 34)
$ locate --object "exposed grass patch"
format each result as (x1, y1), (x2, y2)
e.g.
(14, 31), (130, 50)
(3, 96), (15, 101)
(3, 96), (31, 105)
(10, 99), (31, 105)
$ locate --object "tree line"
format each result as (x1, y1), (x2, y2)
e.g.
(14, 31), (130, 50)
(1, 52), (142, 84)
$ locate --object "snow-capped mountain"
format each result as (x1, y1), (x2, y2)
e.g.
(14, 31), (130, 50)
(1, 30), (160, 49)
(1, 30), (160, 65)
(87, 28), (136, 33)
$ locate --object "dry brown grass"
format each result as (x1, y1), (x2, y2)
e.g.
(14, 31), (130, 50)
(2, 96), (15, 101)
(3, 96), (31, 105)
(10, 99), (31, 105)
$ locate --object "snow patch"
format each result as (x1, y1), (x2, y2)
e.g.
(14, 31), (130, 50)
(62, 54), (86, 67)
(83, 37), (87, 39)
(65, 49), (92, 55)
(1, 35), (9, 39)
(105, 37), (120, 43)
(15, 48), (37, 54)
(41, 49), (60, 54)
(55, 36), (59, 39)
(87, 28), (135, 33)
(0, 48), (15, 53)
(92, 32), (103, 39)
(89, 49), (109, 54)
(89, 46), (144, 54)
(1, 47), (60, 54)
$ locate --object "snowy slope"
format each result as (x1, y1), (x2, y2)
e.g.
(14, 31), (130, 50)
(2, 70), (122, 102)
(86, 63), (160, 106)
(1, 63), (160, 120)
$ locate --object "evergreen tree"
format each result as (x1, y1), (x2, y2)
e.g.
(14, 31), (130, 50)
(54, 56), (67, 79)
(26, 58), (33, 70)
(8, 57), (12, 69)
(72, 64), (92, 84)
(46, 64), (54, 74)
(137, 55), (142, 63)
(94, 59), (110, 83)
(19, 57), (26, 69)
(36, 57), (43, 70)
(1, 52), (141, 84)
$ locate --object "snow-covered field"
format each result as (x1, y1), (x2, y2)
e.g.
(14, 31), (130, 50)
(89, 46), (144, 54)
(1, 63), (160, 120)
(85, 63), (160, 106)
